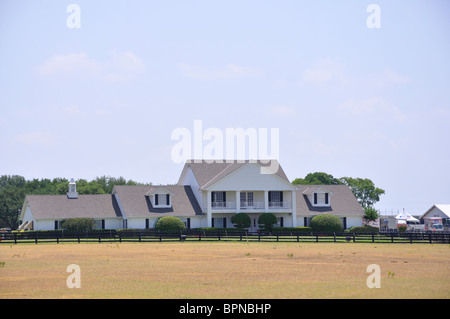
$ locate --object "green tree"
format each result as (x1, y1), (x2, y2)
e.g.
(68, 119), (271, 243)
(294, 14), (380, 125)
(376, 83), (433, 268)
(363, 206), (379, 224)
(339, 177), (385, 209)
(231, 213), (251, 230)
(0, 175), (27, 229)
(292, 172), (342, 185)
(258, 213), (278, 232)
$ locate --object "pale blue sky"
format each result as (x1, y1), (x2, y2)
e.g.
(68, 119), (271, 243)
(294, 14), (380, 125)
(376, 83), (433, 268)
(1, 1), (449, 215)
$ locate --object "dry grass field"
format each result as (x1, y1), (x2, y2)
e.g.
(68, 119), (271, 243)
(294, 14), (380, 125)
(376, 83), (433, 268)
(0, 242), (449, 299)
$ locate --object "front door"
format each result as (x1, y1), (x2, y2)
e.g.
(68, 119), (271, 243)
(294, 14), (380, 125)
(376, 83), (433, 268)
(248, 216), (259, 233)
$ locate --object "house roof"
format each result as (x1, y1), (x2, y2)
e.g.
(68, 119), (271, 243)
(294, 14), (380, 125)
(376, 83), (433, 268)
(25, 194), (122, 220)
(420, 204), (450, 219)
(178, 159), (289, 189)
(295, 185), (364, 216)
(113, 185), (202, 218)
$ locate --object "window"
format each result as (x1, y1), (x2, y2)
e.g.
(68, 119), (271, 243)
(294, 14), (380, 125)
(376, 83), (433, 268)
(154, 193), (170, 207)
(212, 191), (226, 207)
(240, 192), (254, 208)
(269, 191), (283, 207)
(312, 192), (330, 206)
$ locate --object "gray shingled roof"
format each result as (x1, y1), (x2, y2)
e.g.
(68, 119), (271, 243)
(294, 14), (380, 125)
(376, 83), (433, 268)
(295, 185), (364, 216)
(26, 194), (122, 220)
(178, 159), (289, 188)
(113, 185), (202, 218)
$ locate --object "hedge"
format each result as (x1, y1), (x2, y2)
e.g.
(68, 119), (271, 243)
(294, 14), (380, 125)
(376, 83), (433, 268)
(346, 225), (379, 233)
(310, 214), (343, 233)
(155, 216), (186, 231)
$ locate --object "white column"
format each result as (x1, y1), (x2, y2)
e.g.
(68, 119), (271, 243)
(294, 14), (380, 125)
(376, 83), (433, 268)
(264, 190), (269, 213)
(236, 191), (240, 213)
(207, 190), (212, 227)
(291, 190), (297, 227)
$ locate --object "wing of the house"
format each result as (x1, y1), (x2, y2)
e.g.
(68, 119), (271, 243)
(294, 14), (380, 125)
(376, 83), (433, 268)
(295, 185), (365, 229)
(19, 194), (122, 231)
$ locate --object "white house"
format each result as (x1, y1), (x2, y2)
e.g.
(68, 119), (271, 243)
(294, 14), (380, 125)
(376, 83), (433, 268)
(419, 204), (450, 231)
(18, 160), (364, 231)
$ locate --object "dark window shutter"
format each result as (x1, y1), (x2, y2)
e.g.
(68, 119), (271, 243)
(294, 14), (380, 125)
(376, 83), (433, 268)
(166, 194), (170, 205)
(223, 192), (226, 202)
(343, 217), (347, 229)
(304, 217), (308, 227)
(325, 193), (329, 204)
(155, 194), (159, 205)
(268, 191), (272, 202)
(54, 220), (58, 230)
(280, 191), (283, 203)
(187, 218), (191, 229)
(280, 217), (284, 227)
(223, 217), (227, 228)
(314, 193), (317, 204)
(102, 219), (105, 230)
(145, 219), (149, 229)
(212, 218), (215, 228)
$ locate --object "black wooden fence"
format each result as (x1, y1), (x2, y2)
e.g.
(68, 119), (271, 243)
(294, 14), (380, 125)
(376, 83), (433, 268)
(1, 230), (449, 244)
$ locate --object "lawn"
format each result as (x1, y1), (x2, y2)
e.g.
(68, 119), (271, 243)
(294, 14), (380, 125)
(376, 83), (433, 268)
(0, 242), (449, 299)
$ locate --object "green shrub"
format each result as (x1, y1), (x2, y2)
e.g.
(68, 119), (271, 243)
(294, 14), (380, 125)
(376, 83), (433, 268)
(397, 224), (407, 233)
(310, 214), (343, 233)
(231, 213), (251, 230)
(61, 218), (95, 232)
(155, 216), (186, 231)
(258, 213), (277, 231)
(346, 225), (379, 233)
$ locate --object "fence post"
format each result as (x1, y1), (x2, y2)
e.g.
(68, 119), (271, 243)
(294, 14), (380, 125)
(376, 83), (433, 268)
(372, 234), (374, 243)
(78, 233), (80, 244)
(35, 232), (38, 244)
(14, 233), (17, 245)
(333, 232), (336, 243)
(353, 233), (355, 243)
(429, 234), (432, 244)
(409, 233), (412, 244)
(391, 233), (394, 243)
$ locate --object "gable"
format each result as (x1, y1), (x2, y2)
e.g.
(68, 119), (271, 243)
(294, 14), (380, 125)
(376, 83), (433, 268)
(204, 162), (297, 191)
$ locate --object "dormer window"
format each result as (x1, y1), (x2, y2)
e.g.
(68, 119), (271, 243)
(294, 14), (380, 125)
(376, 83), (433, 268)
(313, 192), (329, 205)
(155, 193), (170, 207)
(304, 186), (332, 207)
(145, 187), (174, 208)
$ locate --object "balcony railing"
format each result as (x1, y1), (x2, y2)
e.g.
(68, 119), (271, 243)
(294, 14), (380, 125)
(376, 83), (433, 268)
(268, 201), (290, 209)
(208, 201), (291, 210)
(211, 202), (236, 209)
(240, 201), (265, 209)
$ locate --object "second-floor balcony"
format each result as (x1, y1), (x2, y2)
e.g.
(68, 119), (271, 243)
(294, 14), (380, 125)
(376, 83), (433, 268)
(208, 200), (291, 211)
